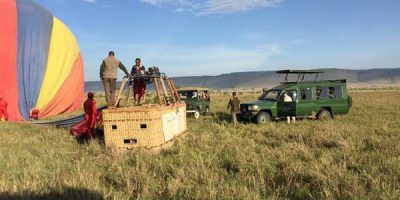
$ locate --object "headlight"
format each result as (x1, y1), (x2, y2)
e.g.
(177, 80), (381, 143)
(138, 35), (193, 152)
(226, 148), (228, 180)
(248, 105), (259, 111)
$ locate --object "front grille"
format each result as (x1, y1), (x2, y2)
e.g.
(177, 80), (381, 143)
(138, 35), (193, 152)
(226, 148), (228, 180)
(240, 104), (248, 112)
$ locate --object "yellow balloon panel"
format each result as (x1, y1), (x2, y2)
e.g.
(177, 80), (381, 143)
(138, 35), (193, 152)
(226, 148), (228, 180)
(36, 17), (80, 110)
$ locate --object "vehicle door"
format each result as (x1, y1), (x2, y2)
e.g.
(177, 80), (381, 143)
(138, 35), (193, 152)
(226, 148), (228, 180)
(297, 87), (315, 116)
(186, 91), (199, 111)
(277, 90), (297, 117)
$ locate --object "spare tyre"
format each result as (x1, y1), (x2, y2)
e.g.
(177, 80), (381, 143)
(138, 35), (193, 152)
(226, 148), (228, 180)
(348, 96), (353, 109)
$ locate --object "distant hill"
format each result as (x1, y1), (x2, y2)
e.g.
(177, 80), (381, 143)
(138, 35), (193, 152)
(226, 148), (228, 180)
(172, 68), (400, 89)
(85, 68), (400, 91)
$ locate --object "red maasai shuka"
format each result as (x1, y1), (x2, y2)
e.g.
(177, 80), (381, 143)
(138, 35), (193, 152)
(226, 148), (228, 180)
(134, 79), (146, 98)
(0, 99), (9, 120)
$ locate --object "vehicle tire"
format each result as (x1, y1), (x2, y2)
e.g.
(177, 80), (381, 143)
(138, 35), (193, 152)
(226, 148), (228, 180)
(256, 111), (271, 124)
(348, 96), (353, 108)
(194, 110), (200, 119)
(317, 109), (332, 120)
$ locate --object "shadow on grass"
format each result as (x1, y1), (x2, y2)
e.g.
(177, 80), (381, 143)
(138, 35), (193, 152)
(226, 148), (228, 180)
(213, 111), (232, 122)
(75, 128), (105, 146)
(0, 187), (104, 200)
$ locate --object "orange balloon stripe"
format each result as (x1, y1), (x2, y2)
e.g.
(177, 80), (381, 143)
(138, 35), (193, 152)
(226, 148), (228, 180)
(38, 53), (84, 118)
(63, 55), (85, 113)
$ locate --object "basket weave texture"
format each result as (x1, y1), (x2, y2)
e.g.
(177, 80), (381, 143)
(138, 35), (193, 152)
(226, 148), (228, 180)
(103, 103), (187, 150)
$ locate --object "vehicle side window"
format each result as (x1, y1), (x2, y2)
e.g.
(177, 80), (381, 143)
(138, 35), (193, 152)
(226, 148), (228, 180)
(192, 92), (198, 99)
(315, 87), (322, 100)
(288, 90), (297, 101)
(280, 90), (297, 102)
(322, 86), (341, 99)
(300, 88), (312, 100)
(328, 87), (335, 99)
(334, 86), (342, 99)
(179, 92), (187, 98)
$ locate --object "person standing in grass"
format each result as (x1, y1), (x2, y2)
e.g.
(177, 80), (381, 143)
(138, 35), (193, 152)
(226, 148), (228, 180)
(0, 96), (8, 121)
(227, 92), (240, 126)
(100, 51), (131, 106)
(84, 92), (97, 138)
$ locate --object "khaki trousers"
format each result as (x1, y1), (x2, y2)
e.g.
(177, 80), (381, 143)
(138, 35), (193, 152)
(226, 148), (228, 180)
(102, 78), (117, 106)
(231, 112), (238, 126)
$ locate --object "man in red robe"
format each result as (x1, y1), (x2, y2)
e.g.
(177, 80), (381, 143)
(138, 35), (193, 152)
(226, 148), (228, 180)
(83, 92), (97, 138)
(130, 58), (146, 105)
(30, 109), (40, 120)
(0, 96), (9, 121)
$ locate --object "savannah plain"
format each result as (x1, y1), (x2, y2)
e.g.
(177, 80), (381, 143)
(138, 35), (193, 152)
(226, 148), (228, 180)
(0, 88), (399, 199)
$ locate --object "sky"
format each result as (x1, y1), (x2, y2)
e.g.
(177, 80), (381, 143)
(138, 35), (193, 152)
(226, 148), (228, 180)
(35, 0), (400, 81)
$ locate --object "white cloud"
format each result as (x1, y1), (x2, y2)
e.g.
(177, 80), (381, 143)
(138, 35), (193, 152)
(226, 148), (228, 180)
(140, 0), (283, 16)
(141, 0), (191, 7)
(82, 0), (96, 3)
(199, 0), (283, 15)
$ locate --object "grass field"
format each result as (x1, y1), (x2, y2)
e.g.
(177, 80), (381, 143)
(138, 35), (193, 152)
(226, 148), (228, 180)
(0, 89), (399, 199)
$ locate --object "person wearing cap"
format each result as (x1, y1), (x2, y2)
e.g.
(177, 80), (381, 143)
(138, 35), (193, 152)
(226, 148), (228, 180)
(130, 58), (146, 105)
(0, 96), (8, 121)
(100, 51), (131, 106)
(30, 108), (40, 120)
(83, 92), (97, 138)
(227, 92), (240, 126)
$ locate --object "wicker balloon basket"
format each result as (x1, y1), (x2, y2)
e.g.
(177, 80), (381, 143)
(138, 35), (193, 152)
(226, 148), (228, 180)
(102, 103), (187, 151)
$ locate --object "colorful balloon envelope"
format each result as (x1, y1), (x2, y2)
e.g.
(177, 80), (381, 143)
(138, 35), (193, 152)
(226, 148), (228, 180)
(0, 0), (84, 121)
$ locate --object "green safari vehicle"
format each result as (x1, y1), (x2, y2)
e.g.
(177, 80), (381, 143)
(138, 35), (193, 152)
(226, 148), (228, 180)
(239, 70), (352, 124)
(178, 87), (211, 119)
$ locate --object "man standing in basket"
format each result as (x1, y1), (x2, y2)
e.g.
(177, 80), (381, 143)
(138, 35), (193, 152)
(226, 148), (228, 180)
(130, 58), (146, 105)
(100, 51), (131, 106)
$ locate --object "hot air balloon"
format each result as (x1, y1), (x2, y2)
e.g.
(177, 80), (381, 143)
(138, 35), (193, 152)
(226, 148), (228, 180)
(0, 0), (84, 121)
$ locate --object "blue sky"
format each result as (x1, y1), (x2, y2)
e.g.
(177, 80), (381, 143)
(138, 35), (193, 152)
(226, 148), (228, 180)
(36, 0), (400, 81)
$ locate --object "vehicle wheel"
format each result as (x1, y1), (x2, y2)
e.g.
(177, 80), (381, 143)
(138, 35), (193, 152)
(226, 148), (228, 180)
(317, 109), (332, 120)
(256, 112), (271, 124)
(194, 111), (200, 119)
(348, 96), (353, 108)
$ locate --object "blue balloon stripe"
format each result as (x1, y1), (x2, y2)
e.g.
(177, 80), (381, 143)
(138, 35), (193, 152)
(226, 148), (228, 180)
(16, 0), (53, 119)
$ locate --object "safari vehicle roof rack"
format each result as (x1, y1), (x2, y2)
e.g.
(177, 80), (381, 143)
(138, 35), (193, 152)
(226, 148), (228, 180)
(178, 87), (210, 92)
(277, 69), (326, 83)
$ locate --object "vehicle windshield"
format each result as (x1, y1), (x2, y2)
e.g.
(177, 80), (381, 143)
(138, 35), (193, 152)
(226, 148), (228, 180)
(179, 91), (198, 99)
(258, 90), (280, 101)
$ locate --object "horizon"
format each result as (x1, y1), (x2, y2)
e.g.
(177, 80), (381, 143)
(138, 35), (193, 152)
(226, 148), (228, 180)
(82, 67), (400, 81)
(36, 0), (400, 81)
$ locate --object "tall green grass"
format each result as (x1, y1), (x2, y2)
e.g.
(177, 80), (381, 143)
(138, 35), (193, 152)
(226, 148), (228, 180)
(0, 90), (399, 199)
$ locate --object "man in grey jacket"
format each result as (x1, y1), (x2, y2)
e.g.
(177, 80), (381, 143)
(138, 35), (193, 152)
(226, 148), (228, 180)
(100, 51), (130, 106)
